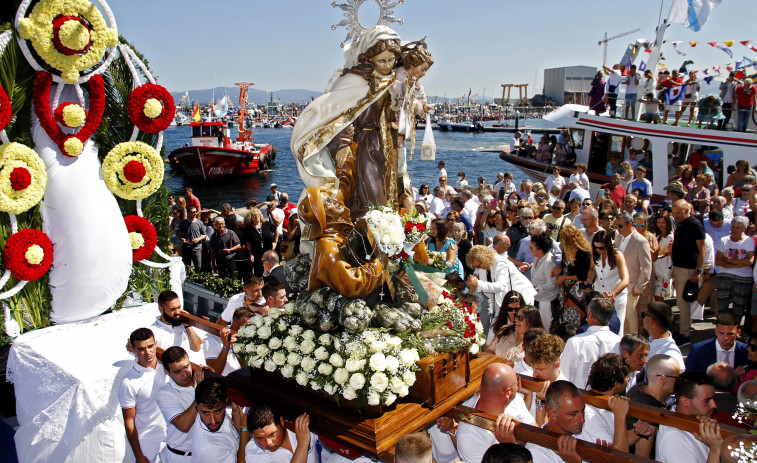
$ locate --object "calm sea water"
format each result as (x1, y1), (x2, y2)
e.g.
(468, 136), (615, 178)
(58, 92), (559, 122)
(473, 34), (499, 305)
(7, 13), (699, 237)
(162, 119), (558, 210)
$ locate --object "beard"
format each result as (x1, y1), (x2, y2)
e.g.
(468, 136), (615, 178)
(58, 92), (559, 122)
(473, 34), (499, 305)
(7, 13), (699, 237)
(164, 313), (183, 326)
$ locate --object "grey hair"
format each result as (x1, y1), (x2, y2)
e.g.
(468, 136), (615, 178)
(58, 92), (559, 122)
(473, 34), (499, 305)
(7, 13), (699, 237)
(721, 187), (734, 197)
(569, 181), (579, 188)
(732, 216), (749, 228)
(553, 199), (565, 209)
(529, 219), (547, 233)
(213, 216), (226, 224)
(620, 333), (648, 356)
(617, 211), (633, 224)
(452, 222), (467, 235)
(518, 207), (534, 218)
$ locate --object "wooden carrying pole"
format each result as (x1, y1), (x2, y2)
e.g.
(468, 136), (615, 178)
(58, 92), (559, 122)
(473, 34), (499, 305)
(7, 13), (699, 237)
(517, 373), (746, 439)
(448, 405), (653, 463)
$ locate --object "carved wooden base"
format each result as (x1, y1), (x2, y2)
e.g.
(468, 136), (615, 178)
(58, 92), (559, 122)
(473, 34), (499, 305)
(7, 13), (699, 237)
(224, 353), (499, 462)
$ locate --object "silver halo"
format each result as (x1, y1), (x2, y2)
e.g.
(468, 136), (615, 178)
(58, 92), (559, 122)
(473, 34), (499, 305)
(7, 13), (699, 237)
(331, 0), (404, 47)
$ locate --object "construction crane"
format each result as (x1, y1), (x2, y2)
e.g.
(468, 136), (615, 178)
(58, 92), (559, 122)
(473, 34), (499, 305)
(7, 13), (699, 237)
(598, 28), (641, 66)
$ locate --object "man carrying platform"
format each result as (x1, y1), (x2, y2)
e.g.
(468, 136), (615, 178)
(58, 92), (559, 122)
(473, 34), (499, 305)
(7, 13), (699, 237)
(245, 403), (318, 463)
(191, 377), (246, 462)
(151, 290), (203, 364)
(205, 306), (254, 376)
(217, 276), (267, 325)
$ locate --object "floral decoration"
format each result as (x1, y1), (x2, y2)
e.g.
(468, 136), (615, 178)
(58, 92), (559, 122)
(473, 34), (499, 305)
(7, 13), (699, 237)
(33, 71), (105, 157)
(124, 215), (157, 261)
(2, 229), (54, 281)
(235, 304), (420, 407)
(18, 0), (118, 83)
(0, 143), (47, 214)
(365, 205), (404, 258)
(127, 83), (176, 133)
(53, 102), (87, 128)
(428, 251), (451, 271)
(102, 141), (164, 200)
(401, 209), (427, 246)
(0, 85), (11, 132)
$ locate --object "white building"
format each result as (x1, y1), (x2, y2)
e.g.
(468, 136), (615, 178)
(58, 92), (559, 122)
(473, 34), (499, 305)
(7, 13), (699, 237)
(543, 66), (597, 105)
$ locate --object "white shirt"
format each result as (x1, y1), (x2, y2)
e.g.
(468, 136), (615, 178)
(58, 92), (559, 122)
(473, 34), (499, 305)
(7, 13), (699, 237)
(245, 428), (319, 463)
(715, 341), (737, 368)
(263, 207), (286, 234)
(544, 175), (565, 195)
(716, 234), (755, 278)
(570, 173), (590, 191)
(429, 196), (445, 216)
(191, 411), (239, 463)
(437, 168), (448, 186)
(526, 426), (591, 463)
(581, 404), (615, 444)
(203, 333), (242, 376)
(428, 395), (477, 463)
(568, 186), (590, 202)
(457, 395), (535, 463)
(513, 359), (533, 376)
(560, 325), (621, 388)
(157, 377), (196, 453)
(618, 232), (632, 252)
(118, 360), (168, 461)
(464, 199), (478, 220)
(221, 293), (266, 323)
(656, 424), (710, 463)
(648, 334), (686, 372)
(151, 317), (206, 365)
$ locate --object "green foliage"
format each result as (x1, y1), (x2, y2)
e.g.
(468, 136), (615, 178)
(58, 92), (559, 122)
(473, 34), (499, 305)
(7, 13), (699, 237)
(0, 26), (36, 148)
(185, 268), (243, 299)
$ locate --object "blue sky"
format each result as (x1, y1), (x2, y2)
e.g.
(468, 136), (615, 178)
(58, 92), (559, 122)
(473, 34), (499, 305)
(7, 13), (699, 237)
(109, 0), (754, 100)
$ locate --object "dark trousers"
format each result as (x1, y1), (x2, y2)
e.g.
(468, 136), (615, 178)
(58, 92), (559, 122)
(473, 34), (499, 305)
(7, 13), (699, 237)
(607, 93), (618, 117)
(718, 102), (733, 130)
(215, 258), (236, 279)
(182, 246), (202, 271)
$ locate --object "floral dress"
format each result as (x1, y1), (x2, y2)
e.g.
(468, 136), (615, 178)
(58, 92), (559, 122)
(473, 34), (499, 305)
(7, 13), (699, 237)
(654, 233), (674, 298)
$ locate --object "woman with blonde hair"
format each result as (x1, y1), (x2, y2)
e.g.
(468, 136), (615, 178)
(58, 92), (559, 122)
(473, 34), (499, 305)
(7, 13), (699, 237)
(244, 207), (278, 276)
(552, 225), (592, 288)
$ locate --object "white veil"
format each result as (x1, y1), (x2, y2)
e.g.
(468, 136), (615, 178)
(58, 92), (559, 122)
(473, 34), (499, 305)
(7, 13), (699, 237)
(325, 25), (401, 92)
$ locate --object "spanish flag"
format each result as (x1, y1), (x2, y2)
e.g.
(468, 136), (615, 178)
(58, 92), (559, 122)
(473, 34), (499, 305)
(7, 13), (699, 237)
(192, 102), (200, 122)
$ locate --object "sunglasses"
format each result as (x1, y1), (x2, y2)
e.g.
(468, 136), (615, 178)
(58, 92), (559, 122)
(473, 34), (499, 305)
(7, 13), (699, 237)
(514, 314), (525, 322)
(551, 205), (563, 209)
(594, 245), (606, 251)
(506, 306), (519, 312)
(655, 374), (679, 379)
(521, 217), (534, 220)
(536, 196), (547, 200)
(632, 222), (645, 227)
(582, 202), (592, 206)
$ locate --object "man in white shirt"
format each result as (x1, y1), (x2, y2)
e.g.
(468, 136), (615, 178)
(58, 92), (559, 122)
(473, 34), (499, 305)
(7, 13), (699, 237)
(456, 363), (536, 463)
(656, 371), (723, 463)
(151, 290), (204, 364)
(457, 172), (470, 190)
(567, 181), (590, 203)
(462, 189), (478, 220)
(579, 207), (603, 243)
(262, 195), (286, 235)
(524, 381), (605, 463)
(544, 167), (565, 197)
(603, 63), (623, 118)
(191, 378), (244, 463)
(560, 298), (621, 388)
(642, 302), (686, 372)
(624, 65), (640, 120)
(619, 334), (649, 392)
(157, 346), (206, 461)
(429, 186), (445, 218)
(436, 161), (447, 186)
(246, 403), (319, 463)
(205, 306), (254, 376)
(217, 276), (267, 325)
(119, 328), (168, 463)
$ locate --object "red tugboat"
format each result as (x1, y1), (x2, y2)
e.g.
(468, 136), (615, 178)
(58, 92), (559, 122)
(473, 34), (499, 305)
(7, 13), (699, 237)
(168, 82), (276, 180)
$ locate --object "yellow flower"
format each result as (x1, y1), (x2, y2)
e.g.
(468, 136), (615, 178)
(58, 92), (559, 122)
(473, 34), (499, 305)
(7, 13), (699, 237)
(129, 232), (145, 250)
(143, 98), (163, 119)
(62, 104), (86, 128)
(63, 137), (83, 157)
(0, 143), (48, 214)
(102, 141), (164, 200)
(58, 18), (90, 51)
(24, 244), (45, 265)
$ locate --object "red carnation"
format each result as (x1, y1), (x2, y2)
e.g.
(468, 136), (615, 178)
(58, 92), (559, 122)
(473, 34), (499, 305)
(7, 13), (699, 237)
(9, 167), (31, 191)
(0, 85), (11, 132)
(127, 84), (176, 133)
(415, 223), (426, 232)
(447, 321), (454, 329)
(124, 215), (158, 261)
(2, 229), (54, 281)
(123, 160), (147, 183)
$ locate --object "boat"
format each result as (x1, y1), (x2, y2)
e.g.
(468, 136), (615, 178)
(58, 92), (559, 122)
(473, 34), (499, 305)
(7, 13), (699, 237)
(500, 104), (757, 198)
(168, 82), (276, 180)
(438, 120), (485, 133)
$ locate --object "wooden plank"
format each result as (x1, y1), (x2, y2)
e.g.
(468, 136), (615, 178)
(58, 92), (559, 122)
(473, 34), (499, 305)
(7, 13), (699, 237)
(517, 373), (746, 439)
(180, 311), (224, 337)
(448, 405), (654, 463)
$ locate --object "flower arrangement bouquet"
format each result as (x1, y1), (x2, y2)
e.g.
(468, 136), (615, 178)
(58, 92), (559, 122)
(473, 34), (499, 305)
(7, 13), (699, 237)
(428, 251), (451, 271)
(401, 209), (427, 246)
(364, 205), (404, 258)
(235, 303), (421, 408)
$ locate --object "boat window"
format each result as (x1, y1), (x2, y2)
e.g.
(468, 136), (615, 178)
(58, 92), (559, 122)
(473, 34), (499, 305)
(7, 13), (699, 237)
(610, 136), (624, 154)
(569, 129), (585, 150)
(201, 125), (213, 137)
(192, 126), (201, 137)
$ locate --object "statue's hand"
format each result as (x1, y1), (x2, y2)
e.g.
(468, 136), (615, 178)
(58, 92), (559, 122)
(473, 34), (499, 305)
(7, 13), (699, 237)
(335, 146), (351, 169)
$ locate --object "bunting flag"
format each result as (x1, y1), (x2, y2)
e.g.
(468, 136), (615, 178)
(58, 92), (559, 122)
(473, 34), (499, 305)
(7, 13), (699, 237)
(672, 41), (687, 56)
(736, 70), (747, 79)
(689, 41), (698, 47)
(744, 56), (756, 66)
(704, 76), (714, 84)
(639, 61), (647, 71)
(192, 102), (200, 122)
(702, 69), (709, 75)
(708, 42), (734, 58)
(664, 84), (688, 104)
(736, 60), (744, 69)
(724, 40), (735, 47)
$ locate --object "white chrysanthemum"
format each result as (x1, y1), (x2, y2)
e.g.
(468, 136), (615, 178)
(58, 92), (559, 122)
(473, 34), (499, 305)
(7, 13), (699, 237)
(284, 302), (295, 315)
(385, 355), (400, 373)
(301, 356), (316, 372)
(289, 325), (303, 336)
(370, 372), (389, 393)
(403, 370), (417, 386)
(397, 384), (410, 397)
(310, 381), (322, 391)
(470, 343), (480, 355)
(245, 344), (256, 353)
(329, 353), (344, 367)
(369, 353), (387, 372)
(386, 336), (402, 348)
(268, 337), (282, 350)
(257, 326), (271, 340)
(302, 329), (315, 340)
(300, 340), (316, 355)
(399, 349), (418, 366)
(272, 352), (287, 366)
(318, 333), (332, 345)
(350, 373), (366, 390)
(281, 365), (294, 378)
(269, 309), (280, 320)
(389, 376), (405, 394)
(314, 346), (329, 361)
(264, 360), (277, 372)
(345, 358), (364, 372)
(250, 357), (264, 368)
(256, 345), (269, 357)
(367, 390), (381, 406)
(283, 336), (297, 352)
(323, 383), (335, 395)
(342, 385), (357, 401)
(384, 392), (397, 406)
(333, 368), (349, 385)
(277, 321), (287, 331)
(232, 344), (243, 354)
(318, 363), (333, 375)
(368, 210), (382, 222)
(369, 340), (387, 353)
(263, 316), (273, 326)
(295, 371), (308, 386)
(287, 352), (301, 366)
(252, 317), (263, 328)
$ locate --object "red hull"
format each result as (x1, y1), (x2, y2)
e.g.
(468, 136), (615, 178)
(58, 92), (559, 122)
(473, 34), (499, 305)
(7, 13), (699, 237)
(168, 145), (272, 180)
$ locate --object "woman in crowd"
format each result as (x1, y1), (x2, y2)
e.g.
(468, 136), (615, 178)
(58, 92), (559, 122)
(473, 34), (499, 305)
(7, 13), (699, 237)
(446, 210), (460, 227)
(632, 212), (658, 332)
(552, 225), (592, 289)
(415, 183), (432, 207)
(484, 210), (507, 246)
(504, 201), (519, 229)
(598, 198), (619, 216)
(170, 207), (186, 257)
(679, 164), (695, 191)
(533, 193), (549, 218)
(473, 195), (497, 245)
(702, 172), (718, 197)
(427, 218), (464, 277)
(504, 192), (520, 211)
(567, 198), (582, 227)
(536, 135), (551, 162)
(589, 71), (606, 114)
(725, 159), (757, 189)
(530, 233), (559, 329)
(244, 207), (278, 277)
(451, 222), (473, 278)
(519, 180), (535, 202)
(590, 230), (629, 332)
(685, 174), (711, 217)
(653, 210), (674, 302)
(487, 293), (542, 363)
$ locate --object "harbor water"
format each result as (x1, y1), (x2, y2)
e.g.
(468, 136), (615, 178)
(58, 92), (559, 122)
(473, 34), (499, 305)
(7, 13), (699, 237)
(162, 119), (559, 209)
